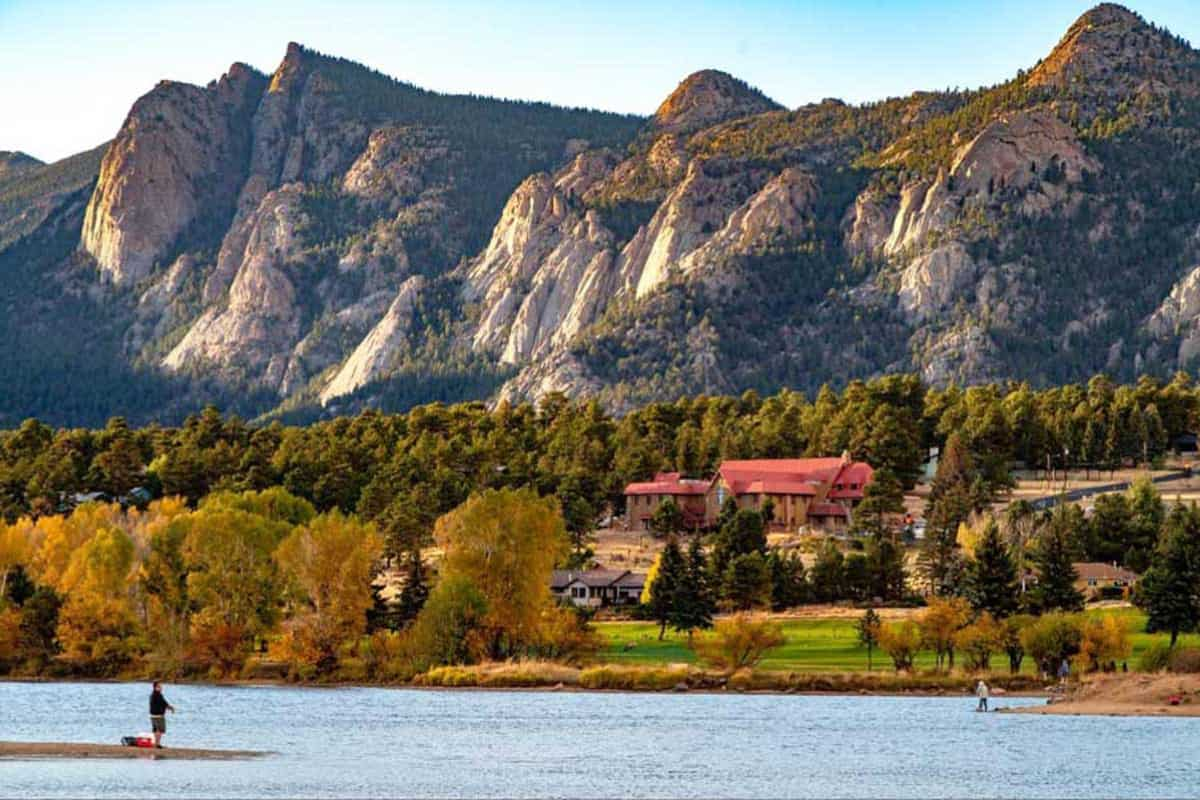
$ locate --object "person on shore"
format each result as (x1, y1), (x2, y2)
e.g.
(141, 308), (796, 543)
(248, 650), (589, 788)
(1058, 658), (1070, 683)
(149, 681), (176, 748)
(976, 680), (989, 712)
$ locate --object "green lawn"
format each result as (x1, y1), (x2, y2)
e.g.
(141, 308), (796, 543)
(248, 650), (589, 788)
(596, 608), (1200, 673)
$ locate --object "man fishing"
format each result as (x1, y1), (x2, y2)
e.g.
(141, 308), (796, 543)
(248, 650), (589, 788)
(149, 681), (176, 748)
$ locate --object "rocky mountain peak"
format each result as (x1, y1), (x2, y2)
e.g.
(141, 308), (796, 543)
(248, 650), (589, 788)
(651, 69), (782, 134)
(1028, 3), (1193, 91)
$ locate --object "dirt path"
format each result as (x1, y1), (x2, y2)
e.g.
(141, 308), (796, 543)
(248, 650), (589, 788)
(0, 741), (270, 759)
(1006, 674), (1200, 717)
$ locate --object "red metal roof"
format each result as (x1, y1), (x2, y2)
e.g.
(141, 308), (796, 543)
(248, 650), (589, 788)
(624, 458), (874, 500)
(718, 458), (866, 497)
(624, 472), (709, 496)
(742, 479), (818, 495)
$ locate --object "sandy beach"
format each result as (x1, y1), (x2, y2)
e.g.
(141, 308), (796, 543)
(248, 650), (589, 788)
(0, 741), (269, 760)
(1006, 674), (1200, 717)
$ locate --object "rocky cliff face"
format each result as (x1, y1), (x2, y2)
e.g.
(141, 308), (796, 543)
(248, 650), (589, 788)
(81, 64), (266, 285)
(320, 275), (426, 404)
(59, 42), (641, 407)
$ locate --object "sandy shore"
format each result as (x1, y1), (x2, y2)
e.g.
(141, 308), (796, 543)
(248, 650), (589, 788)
(1005, 674), (1200, 717)
(0, 741), (270, 760)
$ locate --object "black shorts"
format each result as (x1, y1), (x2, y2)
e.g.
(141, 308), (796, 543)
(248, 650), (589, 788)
(151, 716), (166, 733)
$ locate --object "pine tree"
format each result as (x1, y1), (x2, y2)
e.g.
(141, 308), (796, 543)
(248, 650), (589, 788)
(856, 466), (904, 537)
(648, 537), (686, 640)
(395, 550), (430, 627)
(965, 518), (1020, 617)
(650, 498), (685, 538)
(721, 551), (772, 611)
(866, 533), (907, 602)
(921, 434), (978, 596)
(670, 538), (714, 643)
(810, 538), (845, 602)
(1031, 510), (1084, 612)
(857, 608), (882, 671)
(1137, 504), (1200, 646)
(767, 549), (808, 609)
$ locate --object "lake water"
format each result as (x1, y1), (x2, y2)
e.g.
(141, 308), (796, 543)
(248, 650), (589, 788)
(1, 681), (1197, 798)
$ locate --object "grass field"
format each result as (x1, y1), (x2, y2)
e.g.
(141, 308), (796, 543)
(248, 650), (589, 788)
(596, 607), (1200, 673)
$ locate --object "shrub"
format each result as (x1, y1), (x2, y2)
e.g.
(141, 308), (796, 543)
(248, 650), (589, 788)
(1075, 615), (1131, 673)
(1138, 641), (1172, 672)
(361, 630), (414, 682)
(879, 620), (921, 672)
(1168, 647), (1200, 674)
(405, 576), (489, 670)
(416, 660), (580, 688)
(0, 608), (21, 672)
(955, 613), (1003, 672)
(1002, 615), (1033, 675)
(1020, 613), (1082, 676)
(530, 605), (601, 663)
(917, 597), (971, 671)
(694, 614), (785, 674)
(578, 664), (691, 690)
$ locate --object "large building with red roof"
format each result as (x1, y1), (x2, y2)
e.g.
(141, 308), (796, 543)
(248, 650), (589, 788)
(623, 455), (874, 532)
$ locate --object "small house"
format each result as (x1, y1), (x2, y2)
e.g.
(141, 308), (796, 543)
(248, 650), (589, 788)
(1072, 562), (1139, 595)
(550, 569), (646, 608)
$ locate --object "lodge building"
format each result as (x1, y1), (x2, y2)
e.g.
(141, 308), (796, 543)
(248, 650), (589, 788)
(623, 456), (874, 533)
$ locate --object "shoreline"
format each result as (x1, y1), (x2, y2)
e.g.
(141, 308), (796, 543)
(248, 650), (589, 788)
(999, 673), (1200, 718)
(0, 675), (1049, 698)
(0, 741), (270, 760)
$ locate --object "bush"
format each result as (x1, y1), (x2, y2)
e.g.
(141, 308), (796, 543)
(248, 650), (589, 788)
(1168, 647), (1200, 674)
(1075, 615), (1131, 673)
(917, 597), (971, 671)
(416, 660), (580, 687)
(1020, 613), (1082, 676)
(694, 614), (785, 674)
(1139, 641), (1172, 672)
(361, 630), (415, 682)
(405, 576), (489, 670)
(879, 620), (921, 672)
(955, 614), (1003, 672)
(529, 605), (601, 663)
(578, 664), (691, 690)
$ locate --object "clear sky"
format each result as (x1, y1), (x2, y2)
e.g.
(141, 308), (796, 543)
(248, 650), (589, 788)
(2, 0), (1197, 163)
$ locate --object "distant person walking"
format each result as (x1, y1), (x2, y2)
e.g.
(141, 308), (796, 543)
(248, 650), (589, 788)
(1058, 658), (1070, 683)
(149, 681), (176, 748)
(976, 680), (989, 712)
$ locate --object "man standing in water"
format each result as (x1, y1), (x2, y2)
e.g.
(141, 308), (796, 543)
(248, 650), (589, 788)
(976, 679), (989, 712)
(149, 681), (175, 747)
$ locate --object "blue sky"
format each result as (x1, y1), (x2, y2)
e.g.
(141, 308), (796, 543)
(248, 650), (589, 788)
(2, 0), (1197, 162)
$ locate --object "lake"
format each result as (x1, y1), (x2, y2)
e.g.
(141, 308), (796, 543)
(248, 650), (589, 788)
(1, 681), (1197, 798)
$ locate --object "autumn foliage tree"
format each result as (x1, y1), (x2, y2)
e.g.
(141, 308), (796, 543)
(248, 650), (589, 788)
(274, 512), (383, 673)
(430, 488), (568, 659)
(694, 614), (785, 674)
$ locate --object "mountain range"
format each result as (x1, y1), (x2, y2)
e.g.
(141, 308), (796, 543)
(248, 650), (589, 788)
(4, 3), (1200, 426)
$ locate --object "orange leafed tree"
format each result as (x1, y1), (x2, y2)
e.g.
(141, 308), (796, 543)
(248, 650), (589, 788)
(433, 488), (568, 658)
(274, 511), (382, 671)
